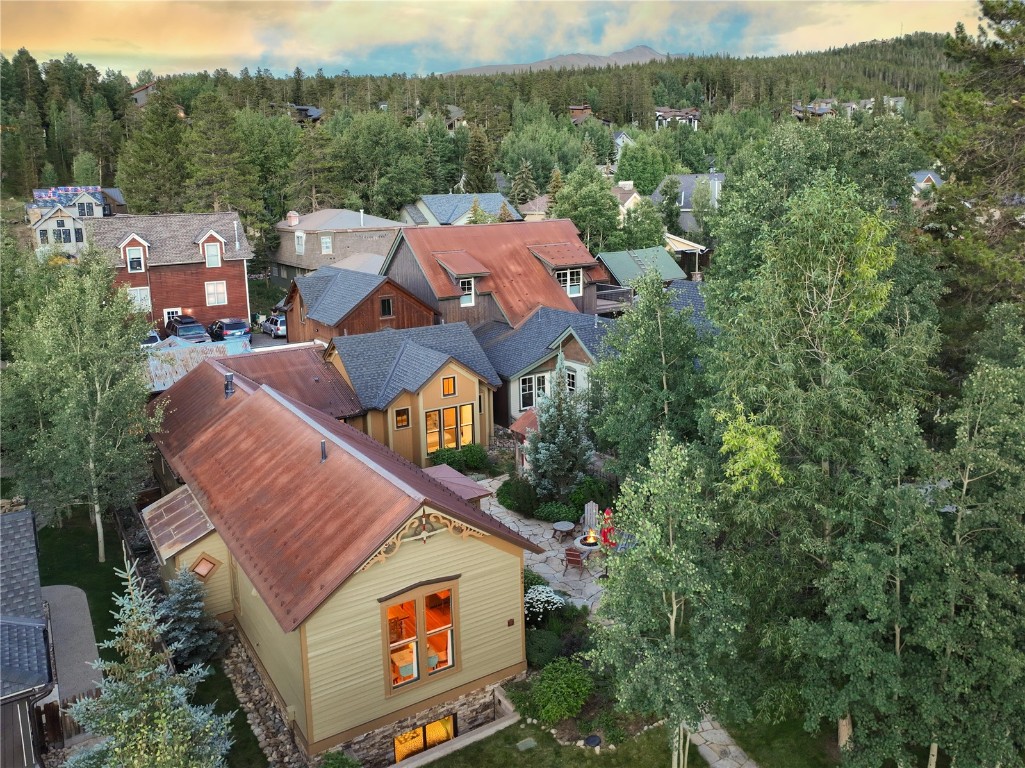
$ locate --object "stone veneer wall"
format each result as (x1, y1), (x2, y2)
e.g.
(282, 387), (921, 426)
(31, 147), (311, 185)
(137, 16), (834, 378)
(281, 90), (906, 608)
(336, 685), (499, 768)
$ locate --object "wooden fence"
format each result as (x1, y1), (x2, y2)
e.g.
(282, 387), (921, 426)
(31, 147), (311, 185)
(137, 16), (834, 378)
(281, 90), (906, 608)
(36, 688), (99, 750)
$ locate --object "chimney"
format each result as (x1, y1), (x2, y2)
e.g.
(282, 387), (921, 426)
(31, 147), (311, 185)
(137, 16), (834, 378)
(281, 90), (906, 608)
(359, 209), (364, 227)
(320, 439), (327, 463)
(224, 372), (235, 398)
(286, 210), (300, 227)
(233, 220), (239, 251)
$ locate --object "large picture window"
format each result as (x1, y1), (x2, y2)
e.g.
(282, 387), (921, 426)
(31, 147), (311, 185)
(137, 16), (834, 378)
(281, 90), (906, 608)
(383, 582), (458, 692)
(127, 287), (151, 312)
(555, 268), (583, 297)
(425, 405), (474, 453)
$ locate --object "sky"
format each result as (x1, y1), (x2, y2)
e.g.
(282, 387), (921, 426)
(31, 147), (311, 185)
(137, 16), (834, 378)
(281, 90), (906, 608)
(1, 0), (979, 79)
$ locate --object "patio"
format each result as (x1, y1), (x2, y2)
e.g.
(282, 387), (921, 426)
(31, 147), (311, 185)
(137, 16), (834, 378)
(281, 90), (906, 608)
(477, 476), (605, 611)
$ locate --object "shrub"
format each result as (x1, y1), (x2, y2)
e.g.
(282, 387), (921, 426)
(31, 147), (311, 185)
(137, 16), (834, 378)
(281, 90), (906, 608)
(428, 447), (465, 472)
(568, 475), (614, 510)
(159, 567), (224, 667)
(496, 475), (539, 516)
(524, 585), (565, 628)
(534, 501), (576, 523)
(460, 443), (490, 472)
(525, 628), (562, 669)
(523, 567), (547, 591)
(320, 751), (362, 768)
(531, 658), (594, 725)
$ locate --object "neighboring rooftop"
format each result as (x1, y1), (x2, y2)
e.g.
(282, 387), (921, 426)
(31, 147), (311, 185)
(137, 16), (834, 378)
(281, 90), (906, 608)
(276, 208), (403, 231)
(416, 193), (522, 225)
(667, 279), (713, 333)
(1, 509), (51, 699)
(293, 266), (387, 326)
(145, 336), (249, 392)
(88, 212), (253, 265)
(598, 246), (687, 285)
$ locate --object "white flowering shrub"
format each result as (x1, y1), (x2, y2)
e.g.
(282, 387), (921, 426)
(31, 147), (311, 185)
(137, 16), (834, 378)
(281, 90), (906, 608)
(524, 585), (565, 627)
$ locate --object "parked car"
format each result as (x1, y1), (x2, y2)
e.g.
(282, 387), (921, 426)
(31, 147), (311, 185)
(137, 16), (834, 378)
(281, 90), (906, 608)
(261, 314), (287, 338)
(166, 314), (212, 343)
(141, 329), (162, 347)
(209, 318), (251, 343)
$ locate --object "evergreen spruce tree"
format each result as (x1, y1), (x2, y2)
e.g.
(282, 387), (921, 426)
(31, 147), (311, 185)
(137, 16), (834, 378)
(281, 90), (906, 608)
(658, 175), (683, 236)
(524, 354), (594, 501)
(160, 568), (224, 668)
(66, 556), (232, 768)
(286, 123), (340, 212)
(497, 201), (515, 222)
(546, 166), (564, 201)
(463, 126), (497, 194)
(466, 197), (496, 224)
(509, 159), (540, 206)
(116, 90), (186, 213)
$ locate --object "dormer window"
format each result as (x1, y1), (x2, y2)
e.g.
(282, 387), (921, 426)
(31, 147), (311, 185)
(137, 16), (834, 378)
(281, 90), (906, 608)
(204, 241), (221, 268)
(556, 269), (583, 298)
(459, 278), (475, 307)
(295, 232), (305, 255)
(126, 246), (145, 273)
(77, 202), (94, 217)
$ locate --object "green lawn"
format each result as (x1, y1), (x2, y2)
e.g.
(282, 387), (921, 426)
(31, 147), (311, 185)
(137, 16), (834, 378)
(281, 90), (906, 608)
(36, 509), (267, 768)
(726, 717), (839, 768)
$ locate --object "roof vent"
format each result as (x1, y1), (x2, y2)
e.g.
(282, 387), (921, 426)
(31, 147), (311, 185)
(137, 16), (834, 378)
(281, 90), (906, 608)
(224, 372), (235, 399)
(286, 211), (300, 227)
(320, 439), (327, 463)
(360, 209), (364, 227)
(233, 220), (240, 251)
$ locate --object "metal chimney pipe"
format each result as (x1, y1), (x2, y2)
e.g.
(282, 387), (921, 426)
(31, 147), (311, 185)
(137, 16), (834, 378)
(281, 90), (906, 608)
(360, 209), (364, 227)
(224, 372), (235, 398)
(320, 439), (327, 463)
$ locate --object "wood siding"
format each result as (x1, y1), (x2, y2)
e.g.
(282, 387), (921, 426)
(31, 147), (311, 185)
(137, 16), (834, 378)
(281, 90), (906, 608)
(384, 241), (439, 311)
(302, 515), (525, 745)
(437, 293), (505, 326)
(288, 281), (435, 345)
(167, 533), (233, 618)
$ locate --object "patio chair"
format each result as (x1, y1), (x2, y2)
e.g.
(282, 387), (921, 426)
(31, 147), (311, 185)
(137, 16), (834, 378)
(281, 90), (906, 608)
(580, 501), (599, 533)
(563, 547), (591, 576)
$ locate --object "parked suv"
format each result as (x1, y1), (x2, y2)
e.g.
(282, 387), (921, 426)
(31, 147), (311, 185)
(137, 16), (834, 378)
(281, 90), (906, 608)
(209, 317), (252, 343)
(166, 315), (212, 343)
(261, 314), (287, 339)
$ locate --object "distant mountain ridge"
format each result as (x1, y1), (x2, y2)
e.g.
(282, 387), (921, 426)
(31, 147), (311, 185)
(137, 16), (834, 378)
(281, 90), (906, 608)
(446, 45), (672, 76)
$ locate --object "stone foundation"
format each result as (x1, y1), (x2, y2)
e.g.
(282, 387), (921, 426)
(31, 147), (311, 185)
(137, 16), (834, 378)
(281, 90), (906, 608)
(332, 684), (502, 768)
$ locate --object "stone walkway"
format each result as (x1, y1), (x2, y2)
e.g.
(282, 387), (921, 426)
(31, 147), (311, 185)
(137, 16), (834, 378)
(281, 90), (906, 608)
(477, 475), (758, 768)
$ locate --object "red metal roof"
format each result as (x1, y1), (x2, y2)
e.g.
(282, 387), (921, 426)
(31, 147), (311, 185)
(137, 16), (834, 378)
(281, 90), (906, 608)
(434, 250), (491, 277)
(509, 408), (538, 441)
(216, 345), (363, 419)
(422, 465), (492, 503)
(529, 242), (599, 269)
(396, 220), (605, 326)
(141, 485), (213, 564)
(151, 359), (541, 633)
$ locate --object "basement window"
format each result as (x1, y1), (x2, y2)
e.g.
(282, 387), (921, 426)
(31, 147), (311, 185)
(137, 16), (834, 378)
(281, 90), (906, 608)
(394, 715), (456, 762)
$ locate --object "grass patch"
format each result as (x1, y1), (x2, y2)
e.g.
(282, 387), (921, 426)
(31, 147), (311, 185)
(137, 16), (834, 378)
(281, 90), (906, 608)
(1, 477), (16, 497)
(726, 717), (839, 768)
(194, 664), (269, 768)
(248, 279), (286, 318)
(428, 722), (701, 768)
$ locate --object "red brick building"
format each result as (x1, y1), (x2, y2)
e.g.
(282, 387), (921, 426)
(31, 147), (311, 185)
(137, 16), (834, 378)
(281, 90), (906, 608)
(88, 212), (253, 332)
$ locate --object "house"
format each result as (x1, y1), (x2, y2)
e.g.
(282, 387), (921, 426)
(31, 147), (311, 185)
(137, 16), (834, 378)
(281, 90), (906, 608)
(272, 209), (405, 289)
(612, 131), (635, 164)
(598, 246), (687, 287)
(518, 194), (549, 222)
(325, 323), (501, 466)
(474, 306), (614, 426)
(416, 105), (466, 133)
(611, 181), (643, 221)
(284, 266), (436, 344)
(568, 104), (593, 125)
(651, 172), (725, 234)
(88, 212), (253, 333)
(27, 186), (128, 256)
(1, 509), (54, 768)
(399, 194), (522, 227)
(144, 359), (541, 765)
(910, 170), (945, 199)
(654, 106), (700, 131)
(288, 104), (324, 123)
(130, 81), (158, 107)
(382, 220), (610, 325)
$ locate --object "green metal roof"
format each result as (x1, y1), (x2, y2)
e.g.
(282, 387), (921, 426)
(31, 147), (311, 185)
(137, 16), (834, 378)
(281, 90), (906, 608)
(597, 246), (687, 285)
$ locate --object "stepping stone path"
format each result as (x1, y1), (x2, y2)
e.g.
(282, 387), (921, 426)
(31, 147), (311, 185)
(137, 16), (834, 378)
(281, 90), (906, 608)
(478, 475), (759, 768)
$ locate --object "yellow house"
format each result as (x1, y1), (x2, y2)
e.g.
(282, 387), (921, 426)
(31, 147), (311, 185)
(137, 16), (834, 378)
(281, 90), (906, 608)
(324, 323), (501, 468)
(143, 359), (541, 766)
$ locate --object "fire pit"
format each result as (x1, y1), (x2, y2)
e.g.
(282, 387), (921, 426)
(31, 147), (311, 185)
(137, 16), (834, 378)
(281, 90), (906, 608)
(574, 529), (601, 551)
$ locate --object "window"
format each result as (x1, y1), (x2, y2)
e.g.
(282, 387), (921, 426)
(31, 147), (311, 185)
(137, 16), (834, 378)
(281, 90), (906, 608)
(519, 373), (547, 410)
(384, 583), (457, 692)
(556, 268), (583, 297)
(394, 715), (456, 762)
(77, 202), (94, 217)
(294, 232), (305, 255)
(39, 230), (48, 245)
(56, 219), (64, 228)
(204, 241), (221, 268)
(425, 406), (473, 452)
(205, 281), (228, 306)
(59, 228), (72, 243)
(395, 408), (410, 429)
(74, 228), (84, 243)
(163, 308), (182, 326)
(190, 553), (221, 581)
(565, 367), (577, 393)
(459, 277), (474, 307)
(320, 234), (332, 254)
(380, 297), (394, 318)
(126, 246), (145, 273)
(271, 264), (279, 277)
(127, 287), (151, 312)
(442, 376), (456, 397)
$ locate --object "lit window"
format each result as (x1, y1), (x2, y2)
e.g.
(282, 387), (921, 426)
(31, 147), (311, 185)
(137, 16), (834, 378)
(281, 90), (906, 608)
(295, 232), (305, 255)
(384, 584), (457, 693)
(190, 553), (221, 580)
(126, 246), (145, 273)
(395, 408), (410, 429)
(204, 241), (221, 268)
(556, 269), (583, 297)
(320, 234), (332, 254)
(394, 716), (456, 762)
(459, 278), (474, 307)
(442, 376), (456, 397)
(127, 287), (151, 311)
(381, 297), (394, 317)
(205, 281), (228, 306)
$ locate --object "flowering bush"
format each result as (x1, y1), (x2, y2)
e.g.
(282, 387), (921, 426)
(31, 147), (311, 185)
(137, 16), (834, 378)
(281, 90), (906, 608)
(524, 585), (565, 627)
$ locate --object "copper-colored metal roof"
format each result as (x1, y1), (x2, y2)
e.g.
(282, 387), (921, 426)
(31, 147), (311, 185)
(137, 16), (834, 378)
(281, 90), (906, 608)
(141, 485), (213, 564)
(434, 250), (491, 277)
(529, 242), (601, 269)
(509, 408), (538, 440)
(422, 465), (492, 503)
(216, 345), (363, 419)
(397, 220), (605, 326)
(151, 359), (541, 633)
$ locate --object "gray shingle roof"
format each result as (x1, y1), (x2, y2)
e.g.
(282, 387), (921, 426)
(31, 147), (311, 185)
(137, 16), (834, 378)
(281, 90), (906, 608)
(1, 509), (51, 699)
(402, 204), (429, 225)
(475, 307), (615, 379)
(419, 194), (522, 224)
(667, 279), (712, 333)
(276, 208), (402, 231)
(88, 212), (253, 266)
(332, 323), (500, 410)
(651, 173), (725, 209)
(295, 266), (387, 325)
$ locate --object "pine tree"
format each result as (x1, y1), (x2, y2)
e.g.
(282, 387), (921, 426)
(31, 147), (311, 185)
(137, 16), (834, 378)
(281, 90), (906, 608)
(116, 90), (186, 214)
(66, 555), (233, 768)
(497, 202), (515, 222)
(509, 159), (540, 206)
(17, 101), (47, 191)
(466, 197), (496, 224)
(524, 353), (594, 501)
(159, 568), (224, 668)
(463, 125), (497, 194)
(546, 166), (564, 200)
(72, 150), (101, 185)
(286, 123), (341, 212)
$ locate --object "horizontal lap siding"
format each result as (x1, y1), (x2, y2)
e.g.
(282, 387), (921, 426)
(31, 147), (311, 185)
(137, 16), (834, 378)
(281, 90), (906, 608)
(172, 535), (233, 617)
(116, 261), (249, 330)
(304, 522), (524, 744)
(235, 564), (308, 736)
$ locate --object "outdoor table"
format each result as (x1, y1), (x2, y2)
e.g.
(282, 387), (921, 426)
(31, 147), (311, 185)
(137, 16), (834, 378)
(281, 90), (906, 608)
(552, 520), (576, 541)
